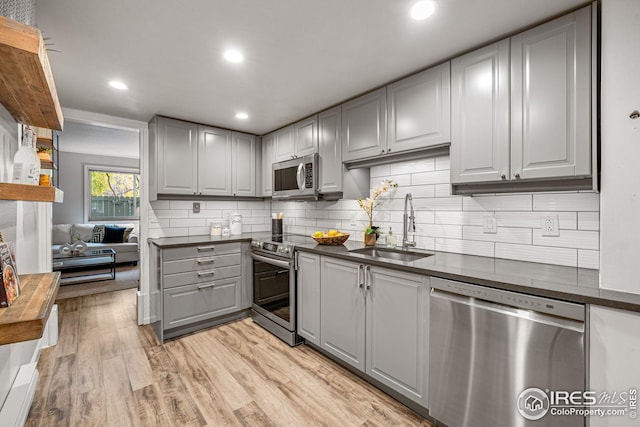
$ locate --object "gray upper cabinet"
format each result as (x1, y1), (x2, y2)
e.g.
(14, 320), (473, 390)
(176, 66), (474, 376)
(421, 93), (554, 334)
(387, 62), (451, 154)
(150, 116), (258, 198)
(342, 88), (387, 162)
(154, 117), (198, 196)
(451, 5), (592, 187)
(297, 252), (321, 345)
(198, 126), (232, 196)
(366, 266), (429, 407)
(261, 133), (275, 196)
(232, 132), (256, 197)
(293, 116), (318, 157)
(318, 106), (343, 194)
(320, 257), (366, 371)
(274, 125), (295, 162)
(451, 40), (511, 184)
(511, 6), (591, 180)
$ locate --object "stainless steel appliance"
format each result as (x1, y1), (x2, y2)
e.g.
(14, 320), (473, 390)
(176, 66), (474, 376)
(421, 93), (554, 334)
(250, 233), (310, 346)
(429, 277), (586, 427)
(272, 153), (318, 200)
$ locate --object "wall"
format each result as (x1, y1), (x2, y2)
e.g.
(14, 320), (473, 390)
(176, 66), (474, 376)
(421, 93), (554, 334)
(53, 151), (139, 226)
(599, 0), (640, 293)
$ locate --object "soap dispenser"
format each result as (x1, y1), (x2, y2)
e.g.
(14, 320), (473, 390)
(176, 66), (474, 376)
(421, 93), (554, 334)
(386, 227), (396, 248)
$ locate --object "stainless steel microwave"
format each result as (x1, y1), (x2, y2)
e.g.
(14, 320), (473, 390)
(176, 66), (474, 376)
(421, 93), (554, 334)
(272, 153), (318, 200)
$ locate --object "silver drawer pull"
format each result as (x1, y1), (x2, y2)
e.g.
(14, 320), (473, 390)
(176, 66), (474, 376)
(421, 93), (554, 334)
(197, 246), (216, 252)
(197, 258), (215, 264)
(197, 270), (216, 277)
(197, 283), (216, 290)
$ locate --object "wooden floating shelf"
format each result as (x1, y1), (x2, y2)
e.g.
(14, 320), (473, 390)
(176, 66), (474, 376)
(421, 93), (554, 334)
(0, 272), (60, 346)
(36, 137), (54, 150)
(0, 182), (63, 203)
(40, 160), (54, 170)
(0, 16), (64, 130)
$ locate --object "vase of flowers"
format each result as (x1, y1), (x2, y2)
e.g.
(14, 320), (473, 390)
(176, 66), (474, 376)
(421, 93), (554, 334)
(358, 179), (398, 246)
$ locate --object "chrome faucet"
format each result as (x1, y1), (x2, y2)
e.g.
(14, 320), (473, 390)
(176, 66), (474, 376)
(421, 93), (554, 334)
(403, 193), (416, 249)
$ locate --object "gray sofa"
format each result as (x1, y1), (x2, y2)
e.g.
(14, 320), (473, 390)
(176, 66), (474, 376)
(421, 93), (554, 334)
(52, 223), (139, 264)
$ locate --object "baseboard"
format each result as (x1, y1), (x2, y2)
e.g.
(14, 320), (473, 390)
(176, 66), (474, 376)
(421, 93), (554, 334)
(137, 290), (149, 325)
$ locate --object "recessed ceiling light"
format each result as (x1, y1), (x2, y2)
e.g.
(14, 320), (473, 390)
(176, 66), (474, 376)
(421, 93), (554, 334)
(410, 0), (437, 20)
(224, 49), (244, 63)
(108, 80), (128, 90)
(235, 112), (249, 120)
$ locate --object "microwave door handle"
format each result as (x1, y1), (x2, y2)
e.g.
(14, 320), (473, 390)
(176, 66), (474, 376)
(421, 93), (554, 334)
(296, 163), (305, 190)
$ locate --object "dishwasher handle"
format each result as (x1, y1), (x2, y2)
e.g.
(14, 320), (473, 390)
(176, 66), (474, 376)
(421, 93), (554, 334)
(431, 288), (584, 333)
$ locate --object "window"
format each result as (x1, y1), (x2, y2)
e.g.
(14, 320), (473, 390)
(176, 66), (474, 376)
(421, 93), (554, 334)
(86, 167), (140, 221)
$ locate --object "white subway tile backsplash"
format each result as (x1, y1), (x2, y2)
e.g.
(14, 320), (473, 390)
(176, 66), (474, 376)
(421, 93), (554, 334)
(532, 229), (599, 250)
(463, 194), (532, 211)
(495, 243), (578, 267)
(148, 155), (600, 269)
(533, 193), (599, 211)
(578, 250), (599, 269)
(578, 212), (600, 231)
(435, 238), (495, 258)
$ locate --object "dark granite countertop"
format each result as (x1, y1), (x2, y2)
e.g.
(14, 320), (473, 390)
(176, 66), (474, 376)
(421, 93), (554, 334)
(149, 233), (640, 312)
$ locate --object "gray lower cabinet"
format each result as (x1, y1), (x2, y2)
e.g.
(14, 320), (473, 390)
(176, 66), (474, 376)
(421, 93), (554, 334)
(296, 252), (321, 345)
(150, 241), (250, 341)
(317, 256), (429, 407)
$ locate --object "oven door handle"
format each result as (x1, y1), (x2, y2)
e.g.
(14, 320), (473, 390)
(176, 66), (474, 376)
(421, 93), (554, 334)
(250, 252), (292, 269)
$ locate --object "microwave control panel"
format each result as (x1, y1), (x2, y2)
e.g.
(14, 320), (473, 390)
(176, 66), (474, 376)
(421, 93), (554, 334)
(304, 162), (313, 188)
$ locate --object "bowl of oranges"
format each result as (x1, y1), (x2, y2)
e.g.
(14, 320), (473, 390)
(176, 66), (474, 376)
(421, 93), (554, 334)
(312, 229), (350, 245)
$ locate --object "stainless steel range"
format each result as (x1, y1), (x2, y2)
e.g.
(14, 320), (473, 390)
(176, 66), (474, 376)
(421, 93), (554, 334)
(250, 233), (312, 346)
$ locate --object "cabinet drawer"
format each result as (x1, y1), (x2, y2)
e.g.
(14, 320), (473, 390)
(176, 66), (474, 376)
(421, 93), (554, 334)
(163, 277), (240, 329)
(162, 253), (241, 275)
(163, 265), (241, 289)
(162, 242), (241, 261)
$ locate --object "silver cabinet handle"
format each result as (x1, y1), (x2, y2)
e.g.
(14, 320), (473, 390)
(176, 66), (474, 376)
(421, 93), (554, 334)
(198, 283), (216, 290)
(514, 172), (521, 179)
(387, 148), (391, 153)
(197, 246), (215, 251)
(365, 265), (371, 290)
(500, 173), (507, 180)
(197, 270), (216, 277)
(197, 258), (215, 264)
(380, 149), (385, 154)
(357, 264), (364, 288)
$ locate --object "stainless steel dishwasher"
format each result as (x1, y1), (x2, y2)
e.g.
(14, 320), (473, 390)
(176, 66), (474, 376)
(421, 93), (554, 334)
(429, 277), (586, 427)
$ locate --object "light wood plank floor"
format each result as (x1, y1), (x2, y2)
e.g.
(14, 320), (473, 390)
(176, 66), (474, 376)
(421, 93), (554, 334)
(26, 288), (433, 427)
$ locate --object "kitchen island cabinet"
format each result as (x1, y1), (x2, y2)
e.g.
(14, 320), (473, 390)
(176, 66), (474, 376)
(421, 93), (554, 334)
(316, 256), (429, 407)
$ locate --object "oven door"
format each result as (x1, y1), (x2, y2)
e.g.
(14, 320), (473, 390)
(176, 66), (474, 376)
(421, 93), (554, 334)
(250, 252), (295, 331)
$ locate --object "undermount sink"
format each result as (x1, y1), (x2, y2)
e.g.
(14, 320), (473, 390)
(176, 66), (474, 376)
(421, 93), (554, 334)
(349, 247), (433, 262)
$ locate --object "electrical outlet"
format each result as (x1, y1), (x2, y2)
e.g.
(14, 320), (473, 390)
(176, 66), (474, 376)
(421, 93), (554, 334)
(193, 202), (200, 214)
(483, 214), (497, 234)
(541, 215), (559, 236)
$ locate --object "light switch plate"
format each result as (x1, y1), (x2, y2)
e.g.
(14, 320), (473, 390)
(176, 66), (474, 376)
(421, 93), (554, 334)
(193, 202), (200, 213)
(483, 214), (497, 234)
(541, 215), (559, 236)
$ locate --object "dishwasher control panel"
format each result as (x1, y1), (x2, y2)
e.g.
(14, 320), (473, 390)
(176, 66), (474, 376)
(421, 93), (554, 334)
(430, 277), (585, 322)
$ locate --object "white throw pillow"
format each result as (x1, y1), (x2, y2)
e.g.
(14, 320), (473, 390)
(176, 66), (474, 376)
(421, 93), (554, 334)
(71, 224), (95, 242)
(52, 224), (72, 245)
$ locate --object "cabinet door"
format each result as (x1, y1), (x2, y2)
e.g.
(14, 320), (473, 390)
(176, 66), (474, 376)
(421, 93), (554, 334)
(320, 257), (365, 371)
(274, 125), (294, 162)
(451, 40), (511, 184)
(232, 132), (256, 197)
(387, 63), (451, 154)
(261, 133), (275, 196)
(156, 117), (198, 195)
(294, 116), (318, 157)
(342, 88), (387, 162)
(198, 126), (232, 196)
(318, 106), (343, 193)
(366, 267), (429, 407)
(297, 252), (321, 345)
(511, 6), (591, 180)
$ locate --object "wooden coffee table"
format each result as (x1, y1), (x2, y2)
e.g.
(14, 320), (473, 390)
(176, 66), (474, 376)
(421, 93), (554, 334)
(52, 248), (116, 285)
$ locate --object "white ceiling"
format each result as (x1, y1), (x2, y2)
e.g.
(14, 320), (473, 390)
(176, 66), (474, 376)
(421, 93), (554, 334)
(35, 0), (589, 135)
